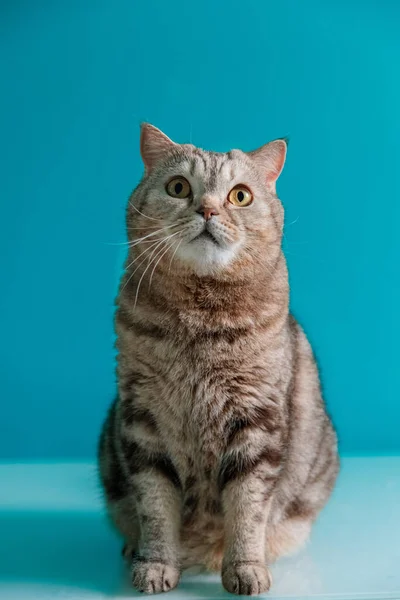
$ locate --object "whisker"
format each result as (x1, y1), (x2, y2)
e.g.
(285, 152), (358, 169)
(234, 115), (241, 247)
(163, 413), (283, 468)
(126, 222), (179, 233)
(147, 231), (183, 291)
(106, 233), (161, 247)
(121, 238), (167, 293)
(126, 225), (161, 231)
(132, 243), (169, 311)
(123, 238), (165, 273)
(168, 239), (183, 272)
(125, 229), (182, 272)
(286, 215), (300, 227)
(147, 241), (176, 293)
(121, 231), (181, 293)
(133, 230), (183, 311)
(107, 225), (176, 247)
(129, 201), (161, 222)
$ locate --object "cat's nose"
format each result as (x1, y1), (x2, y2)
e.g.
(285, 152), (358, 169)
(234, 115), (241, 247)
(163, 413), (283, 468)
(196, 206), (219, 221)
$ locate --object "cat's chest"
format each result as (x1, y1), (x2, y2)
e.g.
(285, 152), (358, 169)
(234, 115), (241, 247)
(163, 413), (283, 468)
(155, 364), (252, 473)
(140, 331), (284, 464)
(162, 380), (229, 457)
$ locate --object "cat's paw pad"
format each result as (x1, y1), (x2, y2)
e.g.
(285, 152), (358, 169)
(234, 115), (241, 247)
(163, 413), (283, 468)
(132, 561), (180, 594)
(222, 562), (272, 596)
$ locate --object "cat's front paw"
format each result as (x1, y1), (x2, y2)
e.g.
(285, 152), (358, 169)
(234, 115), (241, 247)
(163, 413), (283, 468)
(222, 561), (272, 596)
(132, 560), (180, 594)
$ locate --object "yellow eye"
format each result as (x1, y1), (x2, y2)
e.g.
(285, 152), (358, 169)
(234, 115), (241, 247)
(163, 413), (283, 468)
(228, 185), (253, 207)
(166, 177), (191, 198)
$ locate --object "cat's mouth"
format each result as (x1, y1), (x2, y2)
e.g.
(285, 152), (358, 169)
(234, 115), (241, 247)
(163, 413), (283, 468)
(194, 229), (219, 244)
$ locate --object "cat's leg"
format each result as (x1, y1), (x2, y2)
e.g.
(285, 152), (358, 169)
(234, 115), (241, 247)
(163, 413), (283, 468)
(99, 400), (140, 556)
(118, 403), (183, 594)
(105, 473), (181, 594)
(266, 418), (339, 562)
(99, 399), (182, 594)
(218, 422), (283, 596)
(266, 515), (312, 561)
(129, 468), (182, 594)
(265, 457), (336, 562)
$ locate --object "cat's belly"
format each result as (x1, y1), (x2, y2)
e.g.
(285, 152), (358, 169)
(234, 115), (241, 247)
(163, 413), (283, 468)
(180, 479), (225, 571)
(173, 437), (226, 570)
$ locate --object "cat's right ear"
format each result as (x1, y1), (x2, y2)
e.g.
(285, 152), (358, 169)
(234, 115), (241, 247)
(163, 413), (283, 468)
(140, 124), (177, 172)
(247, 138), (288, 191)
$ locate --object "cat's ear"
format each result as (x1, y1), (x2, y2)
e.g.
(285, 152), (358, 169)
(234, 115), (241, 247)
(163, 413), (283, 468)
(248, 138), (288, 189)
(140, 123), (177, 172)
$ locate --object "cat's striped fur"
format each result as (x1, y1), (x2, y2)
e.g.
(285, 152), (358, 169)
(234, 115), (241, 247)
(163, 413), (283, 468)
(99, 125), (339, 595)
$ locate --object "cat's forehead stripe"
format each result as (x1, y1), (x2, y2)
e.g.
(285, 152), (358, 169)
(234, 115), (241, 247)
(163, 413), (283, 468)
(192, 149), (208, 176)
(189, 151), (235, 191)
(207, 154), (221, 190)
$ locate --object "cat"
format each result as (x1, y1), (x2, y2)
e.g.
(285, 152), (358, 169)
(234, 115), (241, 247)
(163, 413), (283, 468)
(98, 124), (339, 596)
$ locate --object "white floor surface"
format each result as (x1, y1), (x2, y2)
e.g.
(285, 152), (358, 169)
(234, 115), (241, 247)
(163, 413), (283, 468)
(0, 456), (399, 599)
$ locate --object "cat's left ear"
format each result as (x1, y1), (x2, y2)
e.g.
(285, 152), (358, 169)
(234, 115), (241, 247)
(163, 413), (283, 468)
(248, 138), (288, 189)
(140, 123), (177, 172)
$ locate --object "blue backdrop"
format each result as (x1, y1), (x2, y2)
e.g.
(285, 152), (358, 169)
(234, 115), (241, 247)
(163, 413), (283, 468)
(1, 0), (399, 459)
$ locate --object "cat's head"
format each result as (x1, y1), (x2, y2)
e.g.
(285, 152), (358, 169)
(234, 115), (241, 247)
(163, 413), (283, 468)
(128, 124), (287, 277)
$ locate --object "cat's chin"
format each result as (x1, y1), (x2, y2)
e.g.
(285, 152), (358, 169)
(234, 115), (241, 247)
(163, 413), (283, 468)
(176, 237), (239, 276)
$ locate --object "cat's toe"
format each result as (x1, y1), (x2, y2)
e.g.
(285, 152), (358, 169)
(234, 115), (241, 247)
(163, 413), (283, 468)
(132, 561), (180, 594)
(222, 562), (272, 596)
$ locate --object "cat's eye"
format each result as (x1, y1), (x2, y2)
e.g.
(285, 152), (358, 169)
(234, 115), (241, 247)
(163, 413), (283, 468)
(228, 185), (253, 207)
(166, 177), (191, 199)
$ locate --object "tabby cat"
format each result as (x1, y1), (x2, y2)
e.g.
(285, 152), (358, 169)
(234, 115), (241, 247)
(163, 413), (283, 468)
(98, 124), (339, 596)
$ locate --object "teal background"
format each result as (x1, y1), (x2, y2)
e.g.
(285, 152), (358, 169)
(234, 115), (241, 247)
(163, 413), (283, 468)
(1, 0), (399, 459)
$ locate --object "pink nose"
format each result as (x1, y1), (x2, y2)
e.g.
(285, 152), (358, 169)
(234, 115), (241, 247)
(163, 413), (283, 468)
(197, 206), (219, 221)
